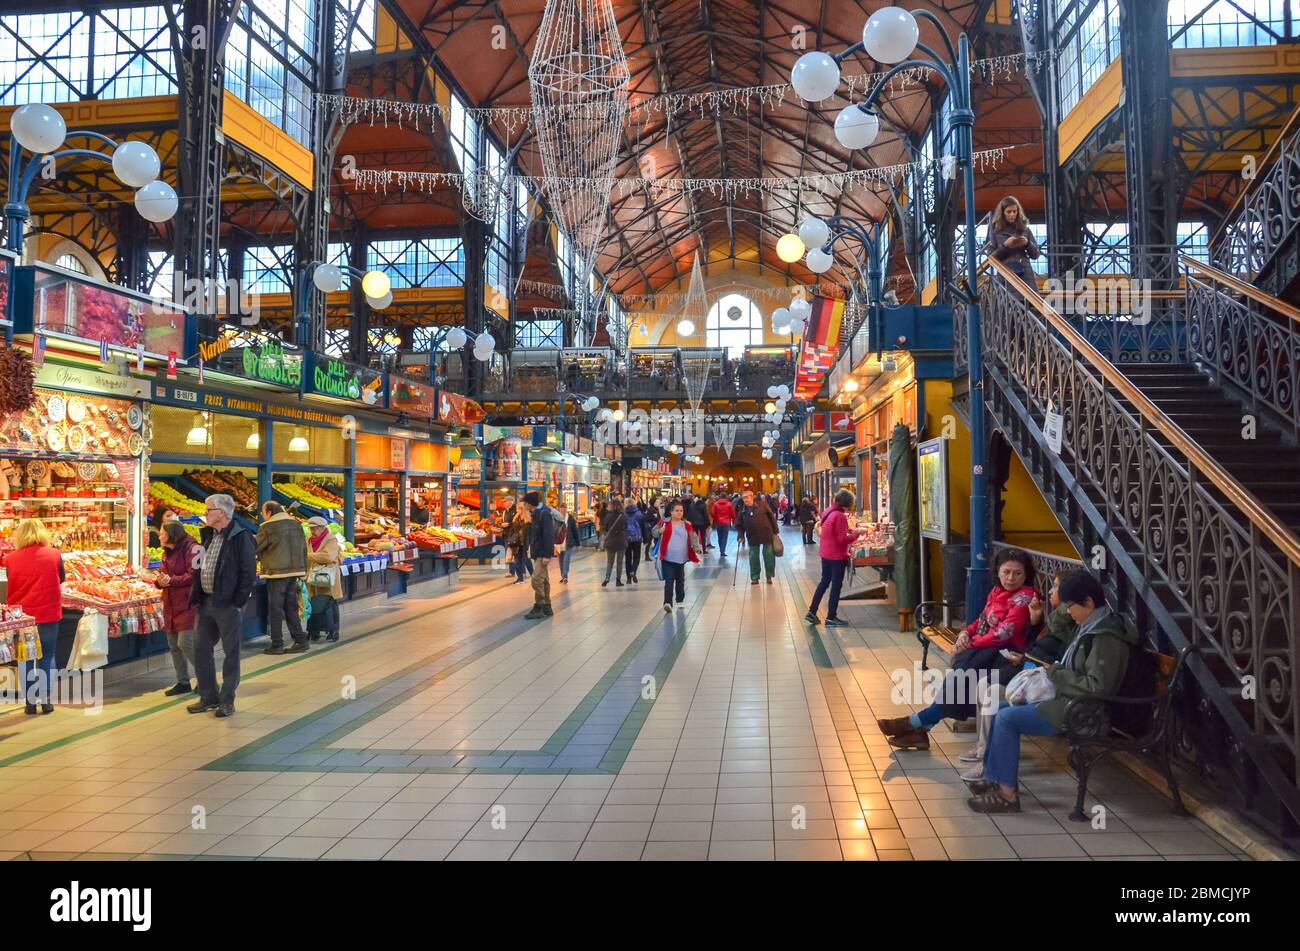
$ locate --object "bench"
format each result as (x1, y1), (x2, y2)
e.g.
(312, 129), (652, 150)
(913, 600), (964, 671)
(1063, 645), (1192, 822)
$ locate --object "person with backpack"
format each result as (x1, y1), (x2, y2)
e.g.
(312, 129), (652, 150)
(797, 496), (817, 544)
(600, 498), (629, 587)
(623, 500), (644, 583)
(556, 501), (580, 583)
(966, 570), (1136, 814)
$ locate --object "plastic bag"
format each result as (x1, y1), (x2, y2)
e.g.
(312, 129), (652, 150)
(1005, 666), (1056, 705)
(298, 580), (312, 627)
(69, 610), (109, 671)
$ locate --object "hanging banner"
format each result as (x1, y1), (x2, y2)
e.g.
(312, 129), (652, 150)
(437, 390), (486, 426)
(305, 353), (384, 406)
(389, 374), (436, 419)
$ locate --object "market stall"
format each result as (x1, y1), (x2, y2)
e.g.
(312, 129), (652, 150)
(560, 348), (613, 392)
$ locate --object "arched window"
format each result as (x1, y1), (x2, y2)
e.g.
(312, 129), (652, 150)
(707, 293), (762, 357)
(54, 254), (87, 274)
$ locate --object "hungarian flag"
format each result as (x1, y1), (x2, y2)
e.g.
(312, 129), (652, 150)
(793, 296), (845, 400)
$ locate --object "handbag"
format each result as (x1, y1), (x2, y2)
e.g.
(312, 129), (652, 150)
(772, 535), (784, 557)
(308, 563), (338, 588)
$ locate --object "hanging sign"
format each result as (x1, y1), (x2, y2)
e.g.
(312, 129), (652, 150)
(242, 341), (302, 387)
(306, 354), (382, 406)
(390, 438), (408, 470)
(1043, 402), (1064, 454)
(167, 351), (177, 379)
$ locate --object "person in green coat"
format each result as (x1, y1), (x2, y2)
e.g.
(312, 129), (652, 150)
(966, 570), (1137, 814)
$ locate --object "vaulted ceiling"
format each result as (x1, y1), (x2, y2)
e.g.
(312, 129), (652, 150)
(369, 0), (1041, 294)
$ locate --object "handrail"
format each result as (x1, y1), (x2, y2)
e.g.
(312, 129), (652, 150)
(1181, 255), (1300, 327)
(1209, 99), (1300, 252)
(985, 255), (1300, 566)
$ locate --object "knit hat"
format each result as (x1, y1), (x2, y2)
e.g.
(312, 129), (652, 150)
(522, 491), (541, 506)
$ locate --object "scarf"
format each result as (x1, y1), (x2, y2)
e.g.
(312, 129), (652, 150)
(310, 531), (329, 552)
(1056, 605), (1111, 670)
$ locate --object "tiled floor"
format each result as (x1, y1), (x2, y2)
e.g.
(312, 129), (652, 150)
(0, 530), (1248, 861)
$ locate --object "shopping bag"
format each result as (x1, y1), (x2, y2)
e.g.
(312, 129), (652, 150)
(69, 611), (109, 671)
(298, 580), (312, 627)
(1005, 666), (1055, 705)
(651, 537), (663, 579)
(772, 535), (784, 557)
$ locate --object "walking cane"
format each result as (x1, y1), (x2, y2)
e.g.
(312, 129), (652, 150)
(733, 536), (743, 586)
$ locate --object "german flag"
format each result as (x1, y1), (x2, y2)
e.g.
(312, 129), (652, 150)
(793, 296), (846, 400)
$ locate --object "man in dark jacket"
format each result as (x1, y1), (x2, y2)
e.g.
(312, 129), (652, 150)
(256, 500), (309, 654)
(522, 491), (557, 619)
(737, 489), (779, 585)
(797, 497), (818, 545)
(687, 496), (711, 551)
(188, 494), (257, 718)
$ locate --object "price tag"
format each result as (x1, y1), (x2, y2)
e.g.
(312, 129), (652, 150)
(1043, 402), (1064, 454)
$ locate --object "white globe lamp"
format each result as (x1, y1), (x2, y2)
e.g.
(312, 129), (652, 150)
(112, 140), (161, 188)
(790, 51), (841, 101)
(676, 319), (695, 337)
(798, 217), (831, 251)
(134, 180), (178, 223)
(789, 297), (812, 318)
(776, 232), (806, 263)
(360, 269), (391, 300)
(312, 263), (343, 293)
(446, 326), (468, 349)
(862, 7), (920, 64)
(366, 290), (393, 310)
(834, 105), (880, 150)
(806, 248), (834, 273)
(11, 103), (66, 154)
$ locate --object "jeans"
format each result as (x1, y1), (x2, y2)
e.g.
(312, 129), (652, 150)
(748, 542), (776, 581)
(604, 548), (625, 583)
(983, 700), (1059, 789)
(265, 576), (306, 648)
(18, 621), (60, 705)
(512, 549), (533, 580)
(193, 602), (243, 706)
(625, 543), (641, 579)
(166, 628), (195, 683)
(531, 556), (552, 610)
(716, 524), (730, 556)
(911, 667), (996, 728)
(661, 560), (686, 604)
(809, 558), (848, 618)
(559, 547), (572, 579)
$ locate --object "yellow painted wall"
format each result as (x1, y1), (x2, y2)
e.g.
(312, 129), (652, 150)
(998, 448), (1080, 561)
(374, 7), (414, 53)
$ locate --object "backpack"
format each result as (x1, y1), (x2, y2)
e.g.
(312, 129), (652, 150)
(554, 521), (567, 547)
(626, 512), (642, 544)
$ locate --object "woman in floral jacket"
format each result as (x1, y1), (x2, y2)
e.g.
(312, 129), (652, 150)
(876, 547), (1040, 751)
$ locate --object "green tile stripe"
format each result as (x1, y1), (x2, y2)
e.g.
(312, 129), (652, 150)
(0, 576), (515, 770)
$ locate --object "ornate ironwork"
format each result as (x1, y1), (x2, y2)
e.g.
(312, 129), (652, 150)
(1210, 121), (1300, 288)
(980, 269), (1298, 803)
(1185, 269), (1300, 435)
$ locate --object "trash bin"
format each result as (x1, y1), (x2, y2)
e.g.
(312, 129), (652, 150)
(942, 542), (970, 619)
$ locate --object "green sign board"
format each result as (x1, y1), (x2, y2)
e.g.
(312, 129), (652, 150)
(311, 357), (362, 400)
(242, 341), (301, 387)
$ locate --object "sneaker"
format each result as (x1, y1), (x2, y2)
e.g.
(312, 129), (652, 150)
(804, 612), (820, 624)
(561, 577), (569, 583)
(264, 646), (286, 655)
(663, 603), (672, 613)
(214, 703), (236, 719)
(524, 609), (544, 620)
(24, 703), (36, 716)
(325, 633), (339, 642)
(164, 682), (193, 697)
(542, 608), (553, 617)
(616, 581), (624, 587)
(284, 643), (309, 654)
(40, 703), (54, 714)
(187, 700), (219, 715)
(601, 580), (609, 588)
(957, 747), (985, 764)
(766, 578), (773, 585)
(959, 763), (985, 782)
(824, 618), (848, 627)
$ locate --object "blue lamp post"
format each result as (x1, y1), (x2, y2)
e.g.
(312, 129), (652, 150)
(4, 102), (177, 333)
(790, 6), (991, 617)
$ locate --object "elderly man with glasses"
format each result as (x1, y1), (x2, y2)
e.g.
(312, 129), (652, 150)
(187, 494), (257, 718)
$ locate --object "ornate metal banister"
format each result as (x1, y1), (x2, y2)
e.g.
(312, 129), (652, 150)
(981, 256), (1300, 805)
(1208, 103), (1300, 281)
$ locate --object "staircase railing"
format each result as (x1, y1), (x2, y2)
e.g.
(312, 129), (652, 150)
(980, 256), (1300, 821)
(1208, 102), (1300, 282)
(1183, 256), (1300, 438)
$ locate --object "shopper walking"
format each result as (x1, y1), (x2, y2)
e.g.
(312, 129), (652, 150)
(593, 497), (607, 549)
(738, 489), (779, 585)
(806, 490), (866, 628)
(305, 517), (344, 642)
(710, 492), (736, 558)
(642, 498), (661, 565)
(188, 494), (256, 718)
(797, 496), (817, 545)
(154, 521), (198, 695)
(687, 495), (711, 551)
(5, 519), (63, 714)
(985, 195), (1041, 285)
(600, 498), (629, 587)
(557, 501), (580, 583)
(656, 501), (700, 612)
(522, 492), (556, 619)
(624, 499), (644, 583)
(256, 500), (309, 655)
(506, 509), (532, 583)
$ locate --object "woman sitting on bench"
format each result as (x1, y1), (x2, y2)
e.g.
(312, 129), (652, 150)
(966, 570), (1137, 814)
(877, 547), (1040, 751)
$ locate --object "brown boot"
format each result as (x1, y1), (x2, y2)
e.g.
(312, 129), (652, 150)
(888, 730), (931, 751)
(876, 716), (913, 737)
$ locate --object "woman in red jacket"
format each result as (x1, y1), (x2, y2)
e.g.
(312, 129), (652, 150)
(154, 521), (198, 696)
(709, 494), (736, 558)
(805, 489), (866, 627)
(5, 519), (64, 715)
(877, 547), (1040, 750)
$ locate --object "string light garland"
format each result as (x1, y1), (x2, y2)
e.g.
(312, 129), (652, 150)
(350, 145), (1019, 202)
(316, 51), (1052, 138)
(517, 276), (911, 309)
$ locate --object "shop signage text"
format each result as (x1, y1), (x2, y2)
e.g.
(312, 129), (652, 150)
(242, 342), (301, 387)
(36, 363), (148, 399)
(154, 384), (345, 426)
(312, 358), (362, 400)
